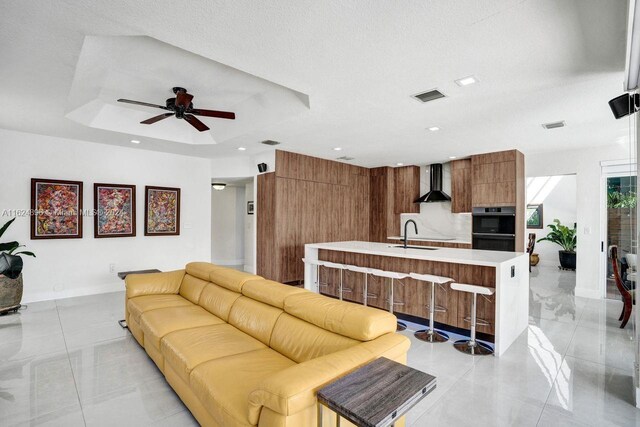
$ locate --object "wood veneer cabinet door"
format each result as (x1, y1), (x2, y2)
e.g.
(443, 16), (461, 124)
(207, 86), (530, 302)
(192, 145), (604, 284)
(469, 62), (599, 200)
(394, 166), (420, 215)
(451, 159), (472, 213)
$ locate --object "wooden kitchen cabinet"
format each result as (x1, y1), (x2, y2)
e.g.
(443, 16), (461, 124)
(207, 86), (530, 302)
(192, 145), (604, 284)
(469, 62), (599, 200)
(451, 159), (472, 213)
(394, 166), (420, 215)
(471, 150), (523, 208)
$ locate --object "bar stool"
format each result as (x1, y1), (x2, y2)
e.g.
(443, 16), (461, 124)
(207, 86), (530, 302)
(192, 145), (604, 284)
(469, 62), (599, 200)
(344, 264), (374, 306)
(302, 258), (323, 293)
(321, 261), (345, 300)
(450, 282), (495, 356)
(409, 272), (453, 343)
(370, 269), (409, 331)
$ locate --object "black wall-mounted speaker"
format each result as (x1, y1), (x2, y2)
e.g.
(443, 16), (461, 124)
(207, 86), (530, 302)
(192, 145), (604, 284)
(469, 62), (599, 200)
(609, 93), (640, 119)
(257, 163), (268, 173)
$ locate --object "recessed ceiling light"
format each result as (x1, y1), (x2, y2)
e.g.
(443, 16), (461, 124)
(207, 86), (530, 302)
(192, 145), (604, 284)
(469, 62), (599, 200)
(237, 147), (247, 151)
(333, 147), (342, 151)
(455, 76), (478, 86)
(396, 162), (404, 166)
(130, 139), (140, 144)
(449, 156), (457, 159)
(428, 126), (440, 132)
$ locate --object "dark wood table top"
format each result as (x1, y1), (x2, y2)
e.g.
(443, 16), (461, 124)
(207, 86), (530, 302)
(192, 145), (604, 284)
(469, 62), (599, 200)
(117, 269), (161, 280)
(317, 357), (436, 427)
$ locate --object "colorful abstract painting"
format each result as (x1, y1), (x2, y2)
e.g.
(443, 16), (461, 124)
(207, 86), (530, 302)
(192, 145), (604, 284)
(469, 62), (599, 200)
(145, 186), (180, 236)
(31, 179), (83, 239)
(94, 184), (136, 238)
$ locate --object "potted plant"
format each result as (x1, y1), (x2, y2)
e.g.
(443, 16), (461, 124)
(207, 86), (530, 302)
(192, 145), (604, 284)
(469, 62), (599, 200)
(537, 219), (576, 270)
(0, 218), (35, 314)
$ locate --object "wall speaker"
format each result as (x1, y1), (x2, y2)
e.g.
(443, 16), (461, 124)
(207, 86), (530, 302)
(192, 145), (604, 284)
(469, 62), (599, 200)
(257, 163), (268, 173)
(609, 93), (640, 119)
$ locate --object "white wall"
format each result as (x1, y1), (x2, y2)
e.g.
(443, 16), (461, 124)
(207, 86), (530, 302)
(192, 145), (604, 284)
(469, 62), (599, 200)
(0, 128), (212, 303)
(244, 182), (255, 273)
(527, 175), (577, 266)
(400, 163), (472, 242)
(527, 144), (630, 299)
(211, 186), (245, 265)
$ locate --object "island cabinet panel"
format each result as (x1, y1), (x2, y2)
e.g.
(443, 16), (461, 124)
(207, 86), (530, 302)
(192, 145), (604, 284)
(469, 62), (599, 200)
(387, 239), (472, 249)
(451, 159), (472, 213)
(317, 250), (497, 337)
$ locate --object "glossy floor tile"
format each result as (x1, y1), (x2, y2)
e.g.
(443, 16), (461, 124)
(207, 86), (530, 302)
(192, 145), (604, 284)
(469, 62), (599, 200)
(0, 267), (636, 426)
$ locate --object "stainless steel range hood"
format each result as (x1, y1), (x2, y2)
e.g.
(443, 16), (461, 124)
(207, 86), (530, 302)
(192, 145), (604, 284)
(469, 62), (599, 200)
(414, 163), (451, 203)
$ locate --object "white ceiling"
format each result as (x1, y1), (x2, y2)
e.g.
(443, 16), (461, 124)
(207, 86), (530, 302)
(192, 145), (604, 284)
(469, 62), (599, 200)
(0, 0), (630, 167)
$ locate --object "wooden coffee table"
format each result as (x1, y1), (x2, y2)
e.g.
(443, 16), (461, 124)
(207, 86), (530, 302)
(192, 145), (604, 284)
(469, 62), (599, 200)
(316, 357), (436, 427)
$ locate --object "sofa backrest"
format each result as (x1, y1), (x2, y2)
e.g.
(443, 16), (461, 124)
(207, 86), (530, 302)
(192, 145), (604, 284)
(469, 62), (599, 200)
(180, 263), (398, 363)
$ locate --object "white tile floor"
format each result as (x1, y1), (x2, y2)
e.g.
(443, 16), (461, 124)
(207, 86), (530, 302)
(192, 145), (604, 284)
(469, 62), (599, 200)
(0, 266), (637, 426)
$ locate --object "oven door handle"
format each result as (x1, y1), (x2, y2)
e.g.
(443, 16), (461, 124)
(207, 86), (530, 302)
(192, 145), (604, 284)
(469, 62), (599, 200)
(472, 213), (516, 217)
(472, 233), (516, 238)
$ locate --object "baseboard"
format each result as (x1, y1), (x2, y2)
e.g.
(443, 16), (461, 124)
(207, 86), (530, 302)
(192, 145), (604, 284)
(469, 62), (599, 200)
(22, 282), (123, 304)
(575, 288), (601, 299)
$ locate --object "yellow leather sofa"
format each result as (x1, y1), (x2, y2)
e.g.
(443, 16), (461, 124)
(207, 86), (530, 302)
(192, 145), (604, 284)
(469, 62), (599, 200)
(125, 262), (411, 427)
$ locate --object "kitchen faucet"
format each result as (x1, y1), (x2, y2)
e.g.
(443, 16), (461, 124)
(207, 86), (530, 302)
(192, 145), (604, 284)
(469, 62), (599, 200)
(403, 219), (418, 249)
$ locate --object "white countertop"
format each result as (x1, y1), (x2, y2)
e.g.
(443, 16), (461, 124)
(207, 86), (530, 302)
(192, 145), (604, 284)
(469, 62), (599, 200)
(387, 236), (472, 245)
(306, 240), (526, 267)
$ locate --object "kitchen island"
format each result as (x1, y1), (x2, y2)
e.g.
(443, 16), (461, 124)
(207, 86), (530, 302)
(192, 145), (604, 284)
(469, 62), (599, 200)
(304, 241), (529, 356)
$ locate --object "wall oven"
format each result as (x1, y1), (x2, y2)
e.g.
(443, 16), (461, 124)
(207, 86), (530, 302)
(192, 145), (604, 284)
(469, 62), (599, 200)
(472, 207), (516, 252)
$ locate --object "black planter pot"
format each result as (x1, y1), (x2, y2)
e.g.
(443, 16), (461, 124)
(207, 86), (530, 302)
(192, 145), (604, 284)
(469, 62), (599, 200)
(558, 251), (576, 270)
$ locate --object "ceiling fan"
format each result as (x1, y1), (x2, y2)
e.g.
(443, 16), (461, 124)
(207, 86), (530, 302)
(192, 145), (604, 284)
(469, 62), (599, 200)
(117, 87), (235, 132)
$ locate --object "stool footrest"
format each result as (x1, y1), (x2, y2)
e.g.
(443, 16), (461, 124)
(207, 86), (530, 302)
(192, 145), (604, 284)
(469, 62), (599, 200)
(426, 304), (448, 313)
(463, 316), (491, 327)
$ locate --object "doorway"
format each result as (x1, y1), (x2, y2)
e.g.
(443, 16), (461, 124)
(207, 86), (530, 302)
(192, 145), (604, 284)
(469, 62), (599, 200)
(210, 177), (255, 273)
(603, 170), (637, 299)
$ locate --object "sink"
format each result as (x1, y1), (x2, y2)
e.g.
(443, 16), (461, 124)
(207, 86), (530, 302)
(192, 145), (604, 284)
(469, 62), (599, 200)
(389, 245), (438, 250)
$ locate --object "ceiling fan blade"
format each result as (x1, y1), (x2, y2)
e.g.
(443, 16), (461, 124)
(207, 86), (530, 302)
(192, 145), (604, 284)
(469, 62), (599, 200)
(190, 109), (236, 120)
(117, 99), (168, 110)
(184, 114), (209, 132)
(175, 91), (194, 108)
(140, 113), (174, 125)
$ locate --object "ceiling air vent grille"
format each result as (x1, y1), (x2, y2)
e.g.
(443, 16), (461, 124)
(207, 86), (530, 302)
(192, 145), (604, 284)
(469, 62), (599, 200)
(541, 121), (566, 130)
(261, 140), (281, 146)
(337, 156), (355, 161)
(413, 89), (446, 103)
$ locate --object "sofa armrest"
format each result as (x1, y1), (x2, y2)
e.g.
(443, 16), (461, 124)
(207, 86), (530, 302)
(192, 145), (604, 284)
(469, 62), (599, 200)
(125, 269), (185, 299)
(248, 333), (410, 421)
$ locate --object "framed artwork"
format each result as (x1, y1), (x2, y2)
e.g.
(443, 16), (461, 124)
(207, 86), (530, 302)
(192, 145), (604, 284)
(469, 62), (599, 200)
(145, 186), (180, 236)
(94, 183), (136, 238)
(31, 178), (83, 239)
(526, 204), (543, 229)
(247, 201), (254, 215)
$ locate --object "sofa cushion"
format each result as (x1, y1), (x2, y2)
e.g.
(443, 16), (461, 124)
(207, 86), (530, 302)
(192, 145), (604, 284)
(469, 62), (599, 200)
(270, 313), (358, 363)
(185, 262), (223, 281)
(284, 292), (397, 341)
(190, 348), (295, 426)
(161, 324), (266, 384)
(179, 274), (209, 304)
(241, 279), (305, 309)
(198, 283), (242, 321)
(140, 305), (224, 349)
(128, 294), (193, 324)
(209, 268), (262, 293)
(228, 296), (283, 345)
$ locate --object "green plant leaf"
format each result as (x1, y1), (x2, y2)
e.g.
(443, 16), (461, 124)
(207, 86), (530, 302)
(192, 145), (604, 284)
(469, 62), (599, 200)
(537, 219), (576, 251)
(0, 218), (15, 239)
(0, 241), (19, 252)
(14, 251), (36, 257)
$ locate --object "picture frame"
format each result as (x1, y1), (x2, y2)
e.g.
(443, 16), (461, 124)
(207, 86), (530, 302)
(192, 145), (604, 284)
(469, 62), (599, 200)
(247, 201), (254, 215)
(526, 204), (543, 229)
(94, 183), (136, 238)
(145, 186), (180, 236)
(31, 178), (83, 239)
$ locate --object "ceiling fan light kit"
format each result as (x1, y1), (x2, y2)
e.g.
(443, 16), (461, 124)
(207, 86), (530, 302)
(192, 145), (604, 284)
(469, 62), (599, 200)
(117, 87), (236, 132)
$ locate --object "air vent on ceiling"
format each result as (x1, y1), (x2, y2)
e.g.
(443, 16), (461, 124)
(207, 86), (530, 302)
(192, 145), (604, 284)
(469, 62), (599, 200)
(261, 140), (281, 146)
(412, 89), (446, 103)
(337, 156), (355, 161)
(541, 121), (566, 130)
